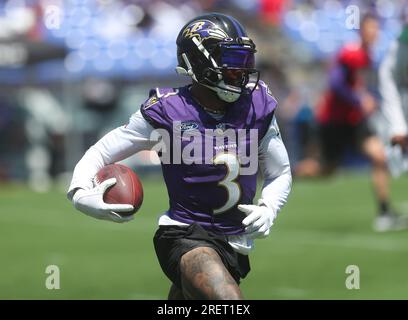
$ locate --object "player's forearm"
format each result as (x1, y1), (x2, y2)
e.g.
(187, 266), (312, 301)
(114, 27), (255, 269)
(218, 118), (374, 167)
(257, 116), (292, 213)
(259, 166), (292, 214)
(67, 146), (107, 200)
(67, 125), (153, 199)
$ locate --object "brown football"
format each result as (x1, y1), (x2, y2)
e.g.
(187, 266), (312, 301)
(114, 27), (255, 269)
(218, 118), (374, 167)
(95, 164), (143, 215)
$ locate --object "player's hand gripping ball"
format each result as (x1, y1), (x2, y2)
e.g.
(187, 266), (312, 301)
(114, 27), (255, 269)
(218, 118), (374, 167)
(95, 164), (144, 216)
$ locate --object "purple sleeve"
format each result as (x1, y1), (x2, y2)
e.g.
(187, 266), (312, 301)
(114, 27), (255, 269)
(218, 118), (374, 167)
(330, 65), (361, 107)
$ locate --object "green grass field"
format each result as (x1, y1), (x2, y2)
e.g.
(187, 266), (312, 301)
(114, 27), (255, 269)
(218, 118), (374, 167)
(1, 173), (408, 299)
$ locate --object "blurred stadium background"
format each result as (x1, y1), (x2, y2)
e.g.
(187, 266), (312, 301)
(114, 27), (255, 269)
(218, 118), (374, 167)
(0, 0), (407, 299)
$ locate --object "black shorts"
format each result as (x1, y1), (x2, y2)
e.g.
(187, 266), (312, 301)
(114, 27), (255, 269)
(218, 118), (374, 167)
(153, 223), (250, 290)
(318, 121), (374, 166)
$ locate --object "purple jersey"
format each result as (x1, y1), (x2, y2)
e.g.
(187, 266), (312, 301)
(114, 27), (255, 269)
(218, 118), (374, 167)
(140, 81), (277, 235)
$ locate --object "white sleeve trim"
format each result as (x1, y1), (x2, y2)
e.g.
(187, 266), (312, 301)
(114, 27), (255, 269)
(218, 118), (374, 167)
(67, 110), (156, 199)
(257, 116), (292, 214)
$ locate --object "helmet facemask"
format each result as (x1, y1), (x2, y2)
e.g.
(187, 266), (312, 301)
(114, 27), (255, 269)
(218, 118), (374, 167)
(176, 36), (260, 103)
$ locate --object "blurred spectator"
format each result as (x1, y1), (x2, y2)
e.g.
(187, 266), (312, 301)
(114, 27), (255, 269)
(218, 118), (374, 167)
(19, 87), (71, 192)
(0, 94), (29, 181)
(260, 0), (290, 26)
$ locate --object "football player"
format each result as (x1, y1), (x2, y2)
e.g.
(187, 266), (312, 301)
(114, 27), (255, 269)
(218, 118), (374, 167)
(67, 13), (292, 299)
(296, 14), (401, 232)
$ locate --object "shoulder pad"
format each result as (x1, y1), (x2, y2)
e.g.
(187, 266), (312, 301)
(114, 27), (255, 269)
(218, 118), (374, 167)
(140, 87), (180, 129)
(148, 87), (179, 99)
(143, 87), (179, 110)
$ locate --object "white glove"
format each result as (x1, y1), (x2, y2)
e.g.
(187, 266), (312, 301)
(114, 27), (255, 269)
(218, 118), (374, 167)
(72, 178), (134, 223)
(238, 200), (277, 239)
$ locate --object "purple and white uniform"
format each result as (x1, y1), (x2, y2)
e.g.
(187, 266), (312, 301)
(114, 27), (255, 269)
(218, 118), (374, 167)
(140, 82), (276, 234)
(68, 81), (291, 251)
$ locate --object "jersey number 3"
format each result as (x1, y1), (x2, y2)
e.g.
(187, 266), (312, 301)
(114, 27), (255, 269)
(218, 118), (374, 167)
(213, 153), (241, 214)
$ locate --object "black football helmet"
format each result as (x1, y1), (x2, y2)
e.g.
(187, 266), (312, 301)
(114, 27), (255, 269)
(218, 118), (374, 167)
(176, 13), (260, 103)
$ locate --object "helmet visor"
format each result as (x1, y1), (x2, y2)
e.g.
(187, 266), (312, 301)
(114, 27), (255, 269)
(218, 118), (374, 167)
(217, 46), (255, 69)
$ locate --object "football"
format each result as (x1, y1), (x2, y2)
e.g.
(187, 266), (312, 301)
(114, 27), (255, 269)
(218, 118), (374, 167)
(94, 164), (143, 216)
